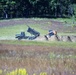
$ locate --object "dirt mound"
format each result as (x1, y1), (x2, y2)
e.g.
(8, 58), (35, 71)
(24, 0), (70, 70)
(70, 36), (76, 42)
(43, 35), (76, 42)
(47, 35), (60, 41)
(60, 35), (72, 42)
(59, 35), (76, 42)
(34, 36), (46, 41)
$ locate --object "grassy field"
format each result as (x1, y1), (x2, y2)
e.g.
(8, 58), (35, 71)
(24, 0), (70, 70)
(0, 18), (76, 75)
(0, 18), (76, 38)
(0, 24), (47, 38)
(0, 41), (76, 75)
(0, 25), (75, 37)
(0, 40), (76, 48)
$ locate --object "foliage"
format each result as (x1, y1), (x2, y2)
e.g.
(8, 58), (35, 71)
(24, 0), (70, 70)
(0, 0), (76, 18)
(0, 69), (2, 74)
(0, 68), (48, 75)
(73, 4), (76, 17)
(40, 72), (47, 75)
(6, 68), (28, 75)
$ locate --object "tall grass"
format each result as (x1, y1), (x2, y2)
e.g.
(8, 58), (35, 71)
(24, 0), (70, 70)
(0, 18), (76, 75)
(0, 58), (76, 75)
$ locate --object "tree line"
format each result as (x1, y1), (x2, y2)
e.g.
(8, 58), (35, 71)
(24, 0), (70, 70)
(0, 0), (76, 19)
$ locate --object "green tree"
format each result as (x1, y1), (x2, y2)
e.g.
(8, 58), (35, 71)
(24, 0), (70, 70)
(0, 0), (76, 19)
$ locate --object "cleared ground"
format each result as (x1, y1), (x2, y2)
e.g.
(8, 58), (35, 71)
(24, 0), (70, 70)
(0, 18), (76, 41)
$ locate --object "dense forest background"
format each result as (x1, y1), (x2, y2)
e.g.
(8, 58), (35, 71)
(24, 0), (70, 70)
(0, 0), (76, 19)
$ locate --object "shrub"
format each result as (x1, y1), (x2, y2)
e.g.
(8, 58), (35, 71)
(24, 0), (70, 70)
(6, 68), (28, 75)
(73, 4), (76, 18)
(40, 72), (47, 75)
(0, 69), (2, 74)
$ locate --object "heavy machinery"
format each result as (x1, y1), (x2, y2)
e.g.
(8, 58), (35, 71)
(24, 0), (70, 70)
(44, 30), (57, 40)
(27, 27), (40, 37)
(15, 25), (40, 40)
(15, 32), (28, 40)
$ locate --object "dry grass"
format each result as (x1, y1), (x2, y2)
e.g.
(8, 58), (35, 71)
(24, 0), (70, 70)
(0, 57), (76, 75)
(0, 44), (76, 75)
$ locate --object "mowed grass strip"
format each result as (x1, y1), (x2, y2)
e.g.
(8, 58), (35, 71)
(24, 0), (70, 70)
(0, 18), (76, 37)
(0, 24), (47, 37)
(0, 40), (76, 48)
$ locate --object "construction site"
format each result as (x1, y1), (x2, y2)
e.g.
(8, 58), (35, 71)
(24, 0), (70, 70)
(0, 18), (76, 75)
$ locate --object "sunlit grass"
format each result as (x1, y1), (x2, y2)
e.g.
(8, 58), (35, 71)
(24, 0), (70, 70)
(1, 68), (48, 75)
(51, 18), (74, 23)
(0, 18), (76, 38)
(0, 18), (76, 75)
(6, 68), (28, 75)
(0, 25), (27, 37)
(0, 40), (76, 48)
(49, 52), (76, 59)
(0, 23), (47, 38)
(0, 69), (2, 74)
